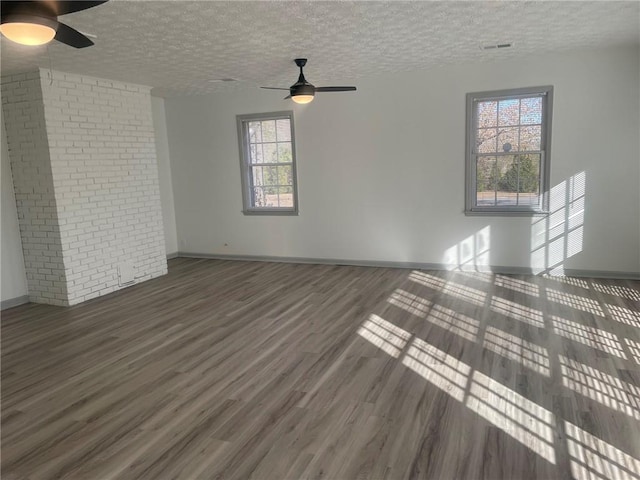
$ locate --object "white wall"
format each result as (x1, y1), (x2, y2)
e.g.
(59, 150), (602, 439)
(151, 96), (178, 255)
(164, 45), (640, 274)
(1, 108), (28, 303)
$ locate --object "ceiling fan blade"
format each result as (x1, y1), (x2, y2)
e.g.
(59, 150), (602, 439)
(315, 86), (357, 92)
(53, 0), (109, 16)
(284, 95), (291, 100)
(261, 87), (290, 91)
(55, 21), (94, 48)
(0, 1), (27, 16)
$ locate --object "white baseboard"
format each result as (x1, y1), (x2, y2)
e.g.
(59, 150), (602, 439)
(3, 255), (634, 312)
(1, 295), (30, 311)
(176, 252), (640, 280)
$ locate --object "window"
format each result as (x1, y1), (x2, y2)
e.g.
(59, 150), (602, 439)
(465, 86), (553, 215)
(237, 111), (299, 215)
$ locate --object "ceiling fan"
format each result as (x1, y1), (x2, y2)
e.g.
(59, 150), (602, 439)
(0, 0), (109, 48)
(262, 58), (356, 104)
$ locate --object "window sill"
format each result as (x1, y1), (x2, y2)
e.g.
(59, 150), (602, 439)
(242, 209), (299, 216)
(464, 209), (549, 217)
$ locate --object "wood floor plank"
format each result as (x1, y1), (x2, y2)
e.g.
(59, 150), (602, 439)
(2, 258), (639, 479)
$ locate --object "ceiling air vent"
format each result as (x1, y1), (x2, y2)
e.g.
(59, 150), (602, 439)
(481, 43), (513, 50)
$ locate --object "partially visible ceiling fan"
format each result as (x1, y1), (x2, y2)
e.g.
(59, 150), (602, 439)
(0, 1), (109, 48)
(262, 58), (356, 104)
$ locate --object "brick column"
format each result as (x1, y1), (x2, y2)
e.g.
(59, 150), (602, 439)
(2, 69), (167, 306)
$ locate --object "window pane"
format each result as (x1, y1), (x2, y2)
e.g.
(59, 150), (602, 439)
(496, 155), (517, 206)
(520, 125), (542, 151)
(497, 127), (519, 153)
(277, 142), (292, 163)
(263, 143), (278, 163)
(248, 122), (262, 143)
(516, 154), (541, 206)
(278, 165), (293, 185)
(249, 144), (263, 164)
(276, 119), (291, 141)
(262, 120), (276, 142)
(491, 154), (541, 206)
(477, 128), (498, 153)
(520, 97), (542, 125)
(477, 101), (498, 128)
(251, 166), (264, 187)
(278, 186), (294, 207)
(252, 186), (266, 207)
(498, 99), (519, 126)
(476, 156), (497, 206)
(263, 186), (279, 207)
(261, 165), (278, 186)
(476, 154), (541, 206)
(517, 190), (540, 206)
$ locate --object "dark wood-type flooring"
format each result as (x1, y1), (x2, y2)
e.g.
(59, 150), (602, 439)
(2, 258), (640, 479)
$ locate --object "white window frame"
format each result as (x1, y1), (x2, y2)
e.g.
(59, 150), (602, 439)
(465, 86), (553, 216)
(236, 111), (299, 215)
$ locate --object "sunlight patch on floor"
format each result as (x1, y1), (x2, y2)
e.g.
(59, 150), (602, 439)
(546, 288), (605, 316)
(409, 271), (447, 290)
(559, 355), (640, 420)
(402, 337), (470, 402)
(551, 316), (627, 359)
(542, 275), (591, 289)
(456, 271), (494, 283)
(357, 314), (411, 358)
(606, 304), (640, 329)
(483, 326), (550, 376)
(425, 304), (480, 342)
(466, 370), (556, 464)
(409, 271), (487, 306)
(356, 269), (640, 471)
(490, 296), (545, 327)
(624, 338), (640, 365)
(386, 289), (432, 318)
(494, 275), (540, 297)
(565, 421), (640, 480)
(592, 282), (640, 302)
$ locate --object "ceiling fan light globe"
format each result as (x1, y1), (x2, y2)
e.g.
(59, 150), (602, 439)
(1, 16), (57, 46)
(292, 94), (314, 104)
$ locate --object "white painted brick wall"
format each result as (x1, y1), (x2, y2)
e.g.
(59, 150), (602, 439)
(2, 71), (69, 306)
(2, 69), (167, 306)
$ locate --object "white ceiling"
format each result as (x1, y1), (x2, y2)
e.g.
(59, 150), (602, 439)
(1, 0), (639, 97)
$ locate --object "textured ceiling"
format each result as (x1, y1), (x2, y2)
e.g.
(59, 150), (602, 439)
(1, 0), (639, 97)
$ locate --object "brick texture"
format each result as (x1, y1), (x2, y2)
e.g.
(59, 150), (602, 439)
(2, 71), (68, 306)
(2, 69), (167, 306)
